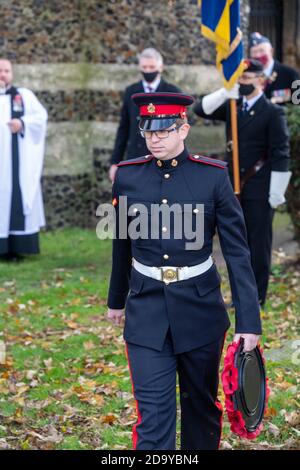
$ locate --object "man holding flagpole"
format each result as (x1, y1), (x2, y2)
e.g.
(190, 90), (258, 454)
(194, 59), (291, 307)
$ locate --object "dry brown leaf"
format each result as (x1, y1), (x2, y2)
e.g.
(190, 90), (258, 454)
(265, 407), (277, 418)
(28, 425), (63, 444)
(101, 413), (118, 425)
(83, 340), (96, 351)
(65, 321), (78, 329)
(268, 423), (280, 437)
(285, 411), (300, 426)
(43, 358), (53, 369)
(26, 370), (37, 380)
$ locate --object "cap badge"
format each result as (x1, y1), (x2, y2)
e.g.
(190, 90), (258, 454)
(147, 103), (156, 114)
(244, 59), (250, 69)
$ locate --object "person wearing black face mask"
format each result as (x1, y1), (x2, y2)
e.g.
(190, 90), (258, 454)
(239, 83), (255, 96)
(249, 32), (299, 105)
(193, 58), (291, 309)
(109, 48), (181, 183)
(141, 70), (160, 84)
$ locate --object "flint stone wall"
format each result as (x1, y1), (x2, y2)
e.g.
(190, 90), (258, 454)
(0, 0), (250, 229)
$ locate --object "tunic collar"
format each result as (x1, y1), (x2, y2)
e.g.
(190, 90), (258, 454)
(154, 147), (189, 169)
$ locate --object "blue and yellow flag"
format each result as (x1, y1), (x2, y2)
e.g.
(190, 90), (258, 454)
(200, 0), (245, 89)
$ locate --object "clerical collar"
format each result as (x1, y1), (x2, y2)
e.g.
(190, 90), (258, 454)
(154, 147), (189, 169)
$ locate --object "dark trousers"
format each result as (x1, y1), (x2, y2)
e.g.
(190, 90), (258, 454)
(241, 199), (275, 305)
(125, 329), (225, 450)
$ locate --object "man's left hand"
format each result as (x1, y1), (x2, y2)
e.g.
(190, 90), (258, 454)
(8, 119), (23, 134)
(233, 333), (260, 352)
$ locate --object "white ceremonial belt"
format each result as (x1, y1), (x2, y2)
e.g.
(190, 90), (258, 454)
(132, 256), (213, 284)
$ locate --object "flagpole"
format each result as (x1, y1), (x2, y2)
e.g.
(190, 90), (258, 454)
(230, 99), (241, 195)
(201, 0), (244, 197)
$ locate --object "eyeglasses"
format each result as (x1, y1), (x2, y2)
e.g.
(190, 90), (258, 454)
(140, 125), (180, 140)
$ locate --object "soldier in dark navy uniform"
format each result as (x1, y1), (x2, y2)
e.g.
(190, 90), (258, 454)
(194, 59), (291, 307)
(106, 92), (262, 450)
(249, 32), (299, 104)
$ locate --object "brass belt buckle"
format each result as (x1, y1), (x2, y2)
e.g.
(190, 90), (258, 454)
(161, 267), (179, 284)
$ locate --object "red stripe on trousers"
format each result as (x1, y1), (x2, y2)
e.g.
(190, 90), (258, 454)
(125, 343), (142, 450)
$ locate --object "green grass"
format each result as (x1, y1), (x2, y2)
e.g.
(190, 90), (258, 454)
(0, 228), (299, 450)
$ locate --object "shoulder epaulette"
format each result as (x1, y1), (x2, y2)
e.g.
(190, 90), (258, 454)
(188, 154), (228, 169)
(116, 155), (154, 167)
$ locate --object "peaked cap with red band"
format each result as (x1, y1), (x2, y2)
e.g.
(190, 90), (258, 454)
(243, 58), (264, 74)
(132, 92), (194, 132)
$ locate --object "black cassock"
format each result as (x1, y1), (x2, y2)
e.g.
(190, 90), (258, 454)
(0, 87), (40, 256)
